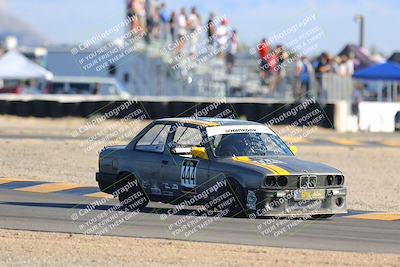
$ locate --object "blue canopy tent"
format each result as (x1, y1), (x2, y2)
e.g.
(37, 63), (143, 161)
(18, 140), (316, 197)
(353, 62), (400, 81)
(353, 62), (400, 101)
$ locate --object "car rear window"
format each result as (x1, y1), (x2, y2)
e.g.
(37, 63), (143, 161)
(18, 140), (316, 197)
(136, 124), (171, 153)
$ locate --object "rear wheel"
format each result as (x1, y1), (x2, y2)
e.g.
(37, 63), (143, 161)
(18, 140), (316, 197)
(115, 172), (149, 212)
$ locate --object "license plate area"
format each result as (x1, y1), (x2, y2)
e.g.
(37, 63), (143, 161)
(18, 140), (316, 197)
(294, 189), (325, 201)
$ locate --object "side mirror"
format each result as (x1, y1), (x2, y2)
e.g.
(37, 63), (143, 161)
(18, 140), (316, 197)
(190, 147), (209, 160)
(289, 145), (298, 156)
(170, 144), (191, 155)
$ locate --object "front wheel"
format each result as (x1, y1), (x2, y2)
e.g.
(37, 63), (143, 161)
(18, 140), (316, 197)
(116, 172), (149, 212)
(210, 179), (249, 218)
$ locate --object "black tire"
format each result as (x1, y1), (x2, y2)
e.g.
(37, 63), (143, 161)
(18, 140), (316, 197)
(115, 172), (149, 212)
(210, 179), (248, 218)
(311, 214), (334, 219)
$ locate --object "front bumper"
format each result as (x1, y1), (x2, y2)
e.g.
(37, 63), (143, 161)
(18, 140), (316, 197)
(252, 187), (347, 217)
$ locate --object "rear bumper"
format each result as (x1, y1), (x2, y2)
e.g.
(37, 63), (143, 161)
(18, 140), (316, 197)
(96, 172), (117, 194)
(253, 187), (347, 217)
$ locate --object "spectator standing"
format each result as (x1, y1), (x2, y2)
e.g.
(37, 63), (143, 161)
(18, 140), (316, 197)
(152, 4), (161, 39)
(159, 2), (169, 40)
(128, 0), (144, 33)
(207, 13), (217, 50)
(134, 0), (146, 34)
(294, 56), (303, 97)
(351, 83), (363, 130)
(216, 18), (229, 58)
(270, 45), (287, 96)
(316, 52), (331, 74)
(315, 52), (331, 95)
(225, 30), (238, 74)
(346, 53), (355, 75)
(337, 55), (349, 76)
(295, 56), (314, 97)
(169, 11), (177, 42)
(275, 45), (287, 75)
(127, 0), (135, 30)
(144, 0), (156, 42)
(187, 7), (201, 56)
(177, 8), (188, 55)
(331, 56), (341, 74)
(257, 38), (269, 86)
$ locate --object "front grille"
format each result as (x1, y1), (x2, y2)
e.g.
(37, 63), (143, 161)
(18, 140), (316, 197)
(263, 175), (343, 189)
(299, 175), (317, 188)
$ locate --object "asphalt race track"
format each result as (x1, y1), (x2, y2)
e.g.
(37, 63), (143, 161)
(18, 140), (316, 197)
(0, 188), (399, 254)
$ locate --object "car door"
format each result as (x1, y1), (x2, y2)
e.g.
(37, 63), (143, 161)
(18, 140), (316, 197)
(161, 125), (210, 196)
(133, 123), (172, 195)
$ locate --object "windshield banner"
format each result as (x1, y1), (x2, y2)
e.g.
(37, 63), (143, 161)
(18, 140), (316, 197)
(206, 125), (275, 137)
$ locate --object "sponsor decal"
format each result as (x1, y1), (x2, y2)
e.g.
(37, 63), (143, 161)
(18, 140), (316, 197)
(142, 180), (151, 188)
(206, 125), (275, 137)
(252, 158), (286, 165)
(151, 187), (161, 195)
(171, 184), (179, 190)
(180, 159), (199, 188)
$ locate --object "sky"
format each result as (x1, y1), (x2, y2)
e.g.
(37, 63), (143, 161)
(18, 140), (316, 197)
(5, 0), (400, 56)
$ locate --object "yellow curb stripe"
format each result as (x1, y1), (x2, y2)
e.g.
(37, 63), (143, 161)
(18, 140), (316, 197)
(379, 140), (400, 148)
(327, 138), (360, 146)
(85, 192), (113, 199)
(0, 178), (35, 184)
(232, 157), (290, 176)
(16, 183), (82, 193)
(347, 213), (400, 221)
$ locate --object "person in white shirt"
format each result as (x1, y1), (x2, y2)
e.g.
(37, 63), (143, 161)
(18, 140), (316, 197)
(187, 7), (201, 56)
(177, 8), (187, 37)
(176, 8), (187, 55)
(216, 18), (228, 58)
(346, 53), (355, 75)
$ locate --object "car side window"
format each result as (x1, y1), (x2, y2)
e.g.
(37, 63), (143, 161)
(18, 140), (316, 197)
(136, 124), (171, 153)
(173, 126), (203, 147)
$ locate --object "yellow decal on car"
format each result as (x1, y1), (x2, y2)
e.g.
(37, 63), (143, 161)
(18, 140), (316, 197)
(186, 120), (219, 127)
(232, 156), (290, 175)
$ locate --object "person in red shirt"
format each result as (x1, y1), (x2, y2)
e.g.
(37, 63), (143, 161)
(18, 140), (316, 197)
(257, 38), (269, 86)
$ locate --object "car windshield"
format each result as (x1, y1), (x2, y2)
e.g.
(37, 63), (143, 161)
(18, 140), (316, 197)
(210, 133), (292, 157)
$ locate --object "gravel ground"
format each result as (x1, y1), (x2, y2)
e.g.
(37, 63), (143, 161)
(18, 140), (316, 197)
(0, 116), (399, 267)
(0, 229), (399, 267)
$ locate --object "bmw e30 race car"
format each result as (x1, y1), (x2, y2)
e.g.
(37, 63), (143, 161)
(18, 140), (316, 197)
(96, 118), (347, 218)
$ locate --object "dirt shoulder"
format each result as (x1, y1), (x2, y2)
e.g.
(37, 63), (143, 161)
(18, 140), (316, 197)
(0, 229), (399, 267)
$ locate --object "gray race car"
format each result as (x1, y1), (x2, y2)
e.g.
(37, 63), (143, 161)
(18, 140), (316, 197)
(96, 118), (347, 218)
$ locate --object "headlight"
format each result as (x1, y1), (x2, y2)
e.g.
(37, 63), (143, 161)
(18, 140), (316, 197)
(327, 175), (334, 186)
(264, 176), (277, 187)
(335, 175), (344, 185)
(277, 176), (288, 187)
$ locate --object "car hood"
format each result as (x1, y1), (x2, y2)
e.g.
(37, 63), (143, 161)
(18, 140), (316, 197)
(221, 156), (341, 175)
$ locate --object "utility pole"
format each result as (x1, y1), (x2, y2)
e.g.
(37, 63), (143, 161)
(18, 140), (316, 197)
(354, 15), (365, 47)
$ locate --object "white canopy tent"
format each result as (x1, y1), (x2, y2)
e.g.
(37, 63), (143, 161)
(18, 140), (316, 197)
(0, 50), (53, 80)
